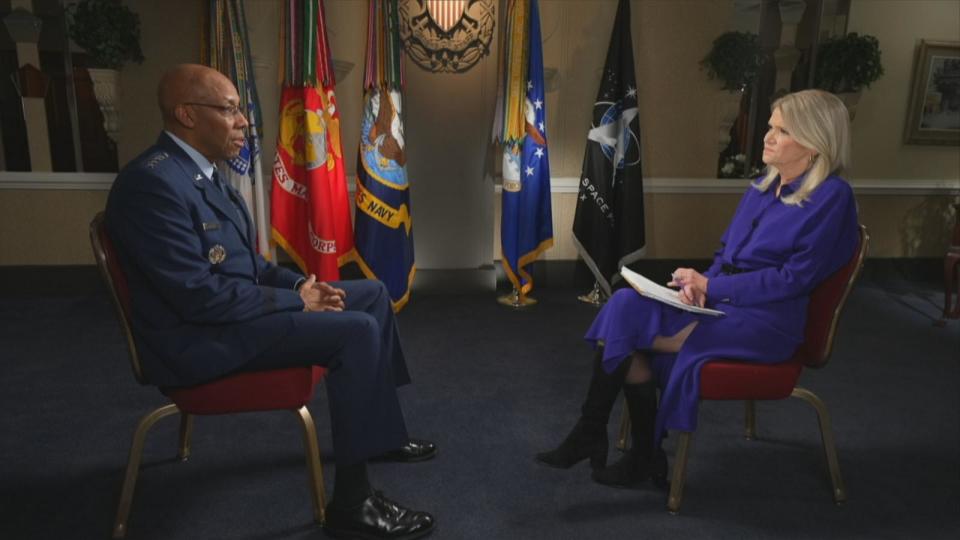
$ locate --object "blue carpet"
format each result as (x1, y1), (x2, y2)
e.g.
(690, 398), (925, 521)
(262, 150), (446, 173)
(0, 275), (957, 539)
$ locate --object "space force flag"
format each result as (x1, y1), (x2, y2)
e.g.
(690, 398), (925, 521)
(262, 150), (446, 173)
(572, 0), (646, 297)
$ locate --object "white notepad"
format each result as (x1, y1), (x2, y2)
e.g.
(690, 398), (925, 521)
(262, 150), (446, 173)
(620, 267), (725, 317)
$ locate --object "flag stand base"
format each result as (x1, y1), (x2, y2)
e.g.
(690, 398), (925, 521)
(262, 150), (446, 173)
(577, 282), (606, 306)
(498, 288), (537, 308)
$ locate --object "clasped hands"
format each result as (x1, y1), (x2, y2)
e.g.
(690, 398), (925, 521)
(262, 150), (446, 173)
(667, 268), (708, 308)
(298, 274), (347, 312)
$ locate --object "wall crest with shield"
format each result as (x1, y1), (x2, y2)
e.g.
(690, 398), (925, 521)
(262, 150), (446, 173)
(399, 0), (496, 73)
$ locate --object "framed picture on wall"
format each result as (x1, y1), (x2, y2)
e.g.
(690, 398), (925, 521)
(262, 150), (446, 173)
(904, 40), (960, 146)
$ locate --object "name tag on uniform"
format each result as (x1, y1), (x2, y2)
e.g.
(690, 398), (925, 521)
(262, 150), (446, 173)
(202, 222), (221, 231)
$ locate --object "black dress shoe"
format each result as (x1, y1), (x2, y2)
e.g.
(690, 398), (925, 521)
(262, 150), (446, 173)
(374, 439), (438, 463)
(535, 419), (608, 470)
(591, 448), (668, 489)
(323, 491), (434, 540)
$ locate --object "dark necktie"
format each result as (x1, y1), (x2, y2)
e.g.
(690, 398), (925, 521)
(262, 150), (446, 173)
(211, 170), (246, 229)
(211, 169), (230, 198)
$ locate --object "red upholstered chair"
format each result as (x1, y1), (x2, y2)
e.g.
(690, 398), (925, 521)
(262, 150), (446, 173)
(617, 225), (868, 514)
(90, 212), (328, 538)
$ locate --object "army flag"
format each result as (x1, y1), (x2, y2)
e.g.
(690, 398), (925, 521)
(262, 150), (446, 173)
(494, 0), (553, 302)
(203, 0), (271, 256)
(572, 0), (645, 297)
(271, 0), (353, 281)
(343, 0), (415, 311)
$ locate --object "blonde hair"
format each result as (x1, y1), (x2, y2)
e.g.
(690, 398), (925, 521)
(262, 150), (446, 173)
(753, 89), (851, 206)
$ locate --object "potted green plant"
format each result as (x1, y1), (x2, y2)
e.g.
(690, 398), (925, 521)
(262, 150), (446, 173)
(814, 32), (883, 93)
(701, 31), (763, 153)
(66, 0), (144, 70)
(701, 31), (763, 92)
(814, 32), (884, 119)
(66, 0), (145, 141)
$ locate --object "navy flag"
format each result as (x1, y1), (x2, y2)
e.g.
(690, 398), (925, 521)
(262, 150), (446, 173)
(351, 87), (415, 310)
(345, 0), (415, 311)
(572, 0), (645, 297)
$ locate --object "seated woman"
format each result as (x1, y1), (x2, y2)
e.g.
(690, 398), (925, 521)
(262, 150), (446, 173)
(536, 89), (860, 488)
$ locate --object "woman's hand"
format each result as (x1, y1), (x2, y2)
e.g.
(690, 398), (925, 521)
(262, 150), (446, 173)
(298, 274), (346, 312)
(667, 268), (708, 308)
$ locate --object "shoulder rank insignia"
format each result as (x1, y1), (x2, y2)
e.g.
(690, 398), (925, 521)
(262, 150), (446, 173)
(144, 151), (169, 169)
(208, 244), (227, 265)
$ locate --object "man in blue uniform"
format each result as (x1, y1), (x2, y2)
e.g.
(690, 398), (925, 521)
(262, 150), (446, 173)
(106, 64), (434, 539)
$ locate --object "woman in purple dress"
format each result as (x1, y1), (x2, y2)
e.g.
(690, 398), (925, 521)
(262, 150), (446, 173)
(537, 89), (860, 488)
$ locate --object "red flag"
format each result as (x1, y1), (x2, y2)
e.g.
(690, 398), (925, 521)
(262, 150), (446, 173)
(271, 1), (352, 281)
(271, 84), (352, 281)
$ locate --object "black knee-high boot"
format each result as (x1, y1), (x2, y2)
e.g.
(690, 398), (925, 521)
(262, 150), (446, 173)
(536, 350), (627, 470)
(592, 380), (668, 488)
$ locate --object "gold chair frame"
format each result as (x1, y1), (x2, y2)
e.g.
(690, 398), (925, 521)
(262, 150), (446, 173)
(90, 213), (326, 538)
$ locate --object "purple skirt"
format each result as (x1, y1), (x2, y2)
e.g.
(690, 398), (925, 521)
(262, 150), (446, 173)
(585, 289), (800, 444)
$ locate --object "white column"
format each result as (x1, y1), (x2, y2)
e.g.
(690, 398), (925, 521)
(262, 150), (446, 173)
(8, 0), (52, 171)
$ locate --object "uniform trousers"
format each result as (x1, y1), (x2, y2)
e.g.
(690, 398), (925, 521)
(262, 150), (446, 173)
(241, 279), (411, 465)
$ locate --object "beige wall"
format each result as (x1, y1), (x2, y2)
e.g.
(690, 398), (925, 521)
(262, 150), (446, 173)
(0, 190), (109, 264)
(544, 0), (734, 178)
(846, 0), (960, 180)
(858, 193), (958, 256)
(116, 0), (202, 166)
(1, 0), (957, 266)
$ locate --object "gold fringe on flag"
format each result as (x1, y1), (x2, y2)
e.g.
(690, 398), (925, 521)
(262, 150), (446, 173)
(493, 0), (529, 149)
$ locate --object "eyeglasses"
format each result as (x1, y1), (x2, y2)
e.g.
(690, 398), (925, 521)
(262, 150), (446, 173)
(183, 102), (244, 118)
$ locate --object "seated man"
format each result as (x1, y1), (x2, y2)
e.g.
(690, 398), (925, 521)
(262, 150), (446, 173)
(105, 63), (434, 539)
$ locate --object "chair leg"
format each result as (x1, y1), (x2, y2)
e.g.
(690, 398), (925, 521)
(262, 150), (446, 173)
(940, 248), (960, 320)
(667, 431), (692, 514)
(744, 400), (757, 440)
(294, 406), (327, 525)
(177, 413), (193, 461)
(791, 387), (847, 505)
(112, 404), (180, 539)
(616, 397), (630, 451)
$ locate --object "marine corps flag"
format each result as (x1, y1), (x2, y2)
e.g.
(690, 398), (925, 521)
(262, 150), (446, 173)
(342, 0), (415, 311)
(572, 0), (645, 297)
(271, 0), (353, 281)
(493, 0), (553, 303)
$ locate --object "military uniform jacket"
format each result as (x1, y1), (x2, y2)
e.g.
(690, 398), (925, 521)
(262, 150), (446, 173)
(106, 133), (305, 387)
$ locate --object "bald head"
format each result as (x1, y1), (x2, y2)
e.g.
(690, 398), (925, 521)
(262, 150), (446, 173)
(156, 64), (248, 161)
(158, 64), (233, 126)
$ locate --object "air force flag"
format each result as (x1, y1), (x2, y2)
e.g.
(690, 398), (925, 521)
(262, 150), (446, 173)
(501, 0), (553, 300)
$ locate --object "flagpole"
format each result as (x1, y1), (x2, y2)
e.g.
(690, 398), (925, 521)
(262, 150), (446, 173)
(497, 287), (537, 308)
(577, 281), (606, 305)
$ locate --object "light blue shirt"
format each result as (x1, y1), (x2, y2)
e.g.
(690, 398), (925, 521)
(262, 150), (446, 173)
(165, 130), (218, 183)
